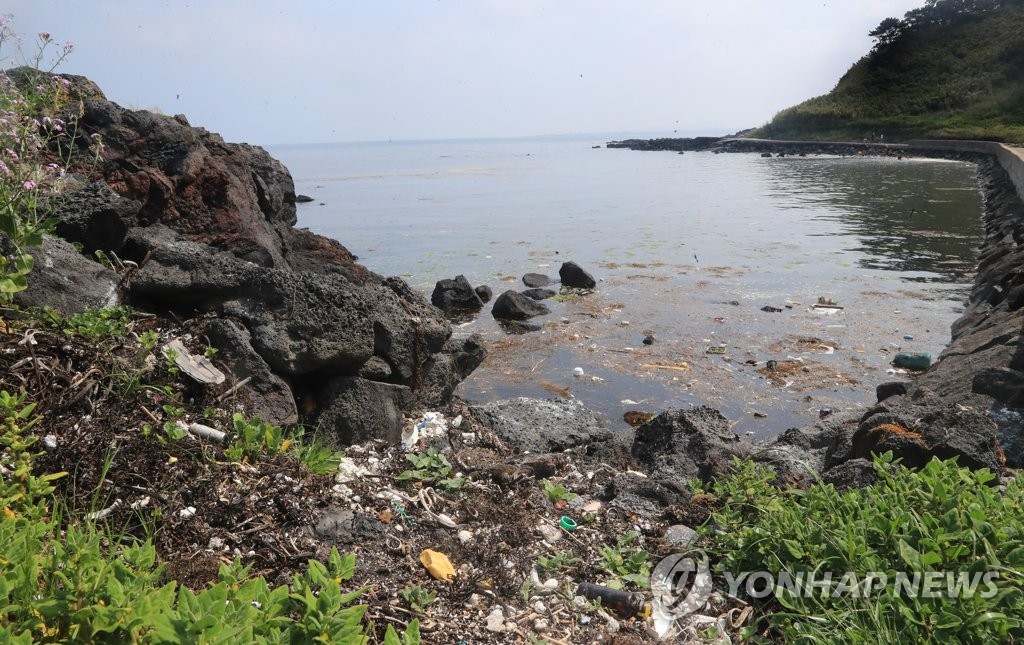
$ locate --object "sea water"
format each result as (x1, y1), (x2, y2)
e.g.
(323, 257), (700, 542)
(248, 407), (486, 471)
(269, 135), (983, 437)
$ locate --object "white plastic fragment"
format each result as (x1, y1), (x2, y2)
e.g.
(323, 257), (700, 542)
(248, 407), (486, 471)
(402, 411), (447, 449)
(162, 338), (225, 384)
(188, 422), (227, 443)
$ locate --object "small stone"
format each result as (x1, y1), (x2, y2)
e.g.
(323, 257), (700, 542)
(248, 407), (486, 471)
(573, 367), (585, 377)
(642, 334), (654, 345)
(42, 434), (57, 449)
(533, 600), (547, 613)
(208, 536), (225, 550)
(458, 530), (473, 543)
(533, 618), (549, 632)
(538, 524), (562, 544)
(486, 608), (505, 632)
(665, 524), (698, 547)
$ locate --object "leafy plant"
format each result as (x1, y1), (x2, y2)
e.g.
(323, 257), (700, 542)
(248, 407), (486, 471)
(224, 413), (344, 475)
(598, 532), (651, 589)
(52, 305), (132, 340)
(396, 447), (465, 491)
(225, 413), (287, 462)
(703, 454), (1024, 643)
(138, 329), (159, 351)
(400, 584), (437, 616)
(542, 478), (577, 506)
(598, 531), (651, 589)
(537, 550), (581, 572)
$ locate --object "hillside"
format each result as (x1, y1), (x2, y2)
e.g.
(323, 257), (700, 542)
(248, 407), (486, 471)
(754, 0), (1024, 142)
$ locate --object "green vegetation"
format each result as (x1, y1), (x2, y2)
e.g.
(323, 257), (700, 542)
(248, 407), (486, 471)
(698, 455), (1024, 642)
(0, 381), (422, 643)
(598, 530), (652, 589)
(542, 478), (578, 506)
(755, 0), (1024, 142)
(226, 412), (343, 475)
(536, 550), (582, 572)
(399, 584), (437, 617)
(396, 447), (466, 490)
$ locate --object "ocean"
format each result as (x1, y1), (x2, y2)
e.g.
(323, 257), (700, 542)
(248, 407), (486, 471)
(268, 134), (983, 437)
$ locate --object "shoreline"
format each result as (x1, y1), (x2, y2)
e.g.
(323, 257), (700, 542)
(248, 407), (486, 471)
(607, 136), (1024, 472)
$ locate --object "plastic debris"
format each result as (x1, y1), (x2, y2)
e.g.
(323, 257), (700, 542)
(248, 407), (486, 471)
(419, 549), (456, 581)
(705, 346), (726, 354)
(559, 516), (577, 531)
(893, 352), (932, 370)
(402, 411), (447, 449)
(162, 339), (225, 385)
(188, 422), (227, 443)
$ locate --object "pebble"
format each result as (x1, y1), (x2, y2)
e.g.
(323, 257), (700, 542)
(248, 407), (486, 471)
(485, 608), (505, 632)
(573, 367), (585, 377)
(533, 600), (547, 613)
(665, 524), (698, 547)
(642, 334), (655, 345)
(208, 536), (225, 550)
(533, 618), (549, 632)
(458, 530), (473, 544)
(538, 524), (562, 544)
(42, 434), (57, 449)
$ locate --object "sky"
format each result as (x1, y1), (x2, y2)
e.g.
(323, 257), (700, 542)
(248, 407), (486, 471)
(5, 1), (926, 146)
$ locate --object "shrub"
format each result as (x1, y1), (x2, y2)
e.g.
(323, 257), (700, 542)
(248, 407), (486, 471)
(701, 454), (1024, 642)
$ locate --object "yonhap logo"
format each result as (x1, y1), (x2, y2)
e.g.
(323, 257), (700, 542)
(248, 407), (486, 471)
(651, 549), (712, 623)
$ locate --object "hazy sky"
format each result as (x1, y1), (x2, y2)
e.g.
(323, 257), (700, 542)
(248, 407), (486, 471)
(6, 1), (924, 145)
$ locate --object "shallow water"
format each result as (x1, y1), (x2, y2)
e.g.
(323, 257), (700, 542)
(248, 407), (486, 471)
(269, 136), (983, 437)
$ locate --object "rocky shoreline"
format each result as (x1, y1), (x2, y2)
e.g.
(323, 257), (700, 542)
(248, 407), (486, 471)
(605, 136), (1024, 479)
(17, 67), (1021, 485)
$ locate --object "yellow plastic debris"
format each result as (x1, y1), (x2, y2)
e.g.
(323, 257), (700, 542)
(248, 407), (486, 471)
(419, 549), (456, 581)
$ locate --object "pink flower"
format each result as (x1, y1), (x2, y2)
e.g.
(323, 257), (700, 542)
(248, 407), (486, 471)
(22, 180), (36, 190)
(0, 160), (10, 176)
(63, 41), (74, 53)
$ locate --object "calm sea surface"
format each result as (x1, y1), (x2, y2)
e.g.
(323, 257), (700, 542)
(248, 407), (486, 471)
(268, 135), (983, 437)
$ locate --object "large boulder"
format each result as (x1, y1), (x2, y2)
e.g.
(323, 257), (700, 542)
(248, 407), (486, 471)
(491, 290), (550, 320)
(202, 319), (298, 426)
(469, 397), (612, 453)
(521, 288), (556, 301)
(12, 235), (119, 314)
(313, 377), (412, 447)
(631, 407), (750, 482)
(558, 261), (596, 289)
(522, 272), (550, 288)
(50, 181), (141, 255)
(431, 275), (484, 312)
